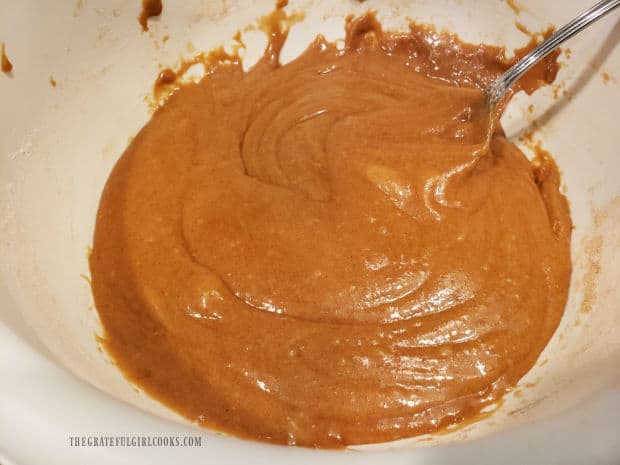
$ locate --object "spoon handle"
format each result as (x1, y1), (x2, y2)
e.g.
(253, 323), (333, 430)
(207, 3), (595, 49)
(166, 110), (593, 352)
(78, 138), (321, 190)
(487, 0), (620, 108)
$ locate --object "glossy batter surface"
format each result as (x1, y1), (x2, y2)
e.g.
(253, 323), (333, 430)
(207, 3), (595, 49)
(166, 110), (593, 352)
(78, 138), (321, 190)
(91, 14), (571, 447)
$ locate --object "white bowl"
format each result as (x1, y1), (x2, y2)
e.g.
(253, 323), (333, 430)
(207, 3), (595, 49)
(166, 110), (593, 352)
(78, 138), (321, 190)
(1, 1), (619, 464)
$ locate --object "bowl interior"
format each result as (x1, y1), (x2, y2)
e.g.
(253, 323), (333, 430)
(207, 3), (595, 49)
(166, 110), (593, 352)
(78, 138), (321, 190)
(1, 0), (620, 454)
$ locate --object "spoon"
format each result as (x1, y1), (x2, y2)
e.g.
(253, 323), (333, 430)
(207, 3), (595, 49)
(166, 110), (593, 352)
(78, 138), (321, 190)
(486, 0), (620, 114)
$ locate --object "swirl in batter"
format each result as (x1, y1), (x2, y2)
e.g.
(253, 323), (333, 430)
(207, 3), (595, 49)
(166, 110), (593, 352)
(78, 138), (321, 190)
(90, 12), (571, 447)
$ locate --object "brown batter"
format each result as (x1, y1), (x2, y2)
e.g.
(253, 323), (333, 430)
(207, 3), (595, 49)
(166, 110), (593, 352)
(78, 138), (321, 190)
(1, 42), (13, 73)
(91, 12), (571, 447)
(138, 0), (162, 32)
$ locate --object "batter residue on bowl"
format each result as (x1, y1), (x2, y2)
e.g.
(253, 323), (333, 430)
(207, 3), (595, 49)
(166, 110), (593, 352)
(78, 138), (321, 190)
(90, 8), (571, 448)
(138, 0), (162, 32)
(1, 42), (13, 73)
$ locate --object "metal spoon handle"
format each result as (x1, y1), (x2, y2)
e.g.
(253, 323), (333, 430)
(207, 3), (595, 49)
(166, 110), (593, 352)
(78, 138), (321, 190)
(487, 0), (620, 108)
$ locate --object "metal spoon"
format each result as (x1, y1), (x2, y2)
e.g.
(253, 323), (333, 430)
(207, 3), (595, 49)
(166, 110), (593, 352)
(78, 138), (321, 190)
(486, 0), (620, 113)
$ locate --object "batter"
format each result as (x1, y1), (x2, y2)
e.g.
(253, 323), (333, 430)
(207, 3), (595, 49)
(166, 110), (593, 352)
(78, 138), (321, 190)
(91, 12), (571, 447)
